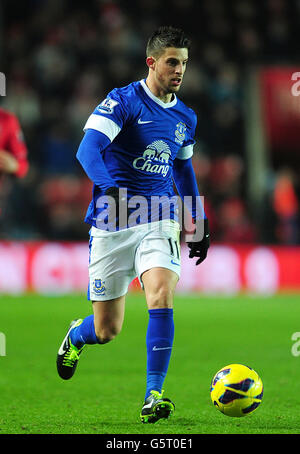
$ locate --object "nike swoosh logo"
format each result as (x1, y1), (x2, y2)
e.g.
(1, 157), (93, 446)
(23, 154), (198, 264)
(143, 398), (154, 409)
(171, 259), (180, 266)
(152, 346), (172, 351)
(138, 118), (153, 124)
(58, 342), (67, 355)
(58, 324), (74, 355)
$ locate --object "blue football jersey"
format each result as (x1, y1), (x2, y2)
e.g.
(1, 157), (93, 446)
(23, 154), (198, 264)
(83, 79), (197, 227)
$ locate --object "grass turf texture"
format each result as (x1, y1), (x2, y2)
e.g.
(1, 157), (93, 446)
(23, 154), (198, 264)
(0, 292), (300, 434)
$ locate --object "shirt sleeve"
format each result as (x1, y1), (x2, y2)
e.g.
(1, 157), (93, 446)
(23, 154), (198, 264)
(76, 129), (116, 191)
(7, 114), (29, 178)
(83, 89), (129, 142)
(173, 157), (206, 220)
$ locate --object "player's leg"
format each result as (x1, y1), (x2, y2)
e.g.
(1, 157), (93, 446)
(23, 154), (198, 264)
(70, 294), (126, 346)
(92, 295), (126, 344)
(142, 266), (177, 309)
(142, 267), (178, 395)
(57, 229), (135, 380)
(56, 295), (126, 380)
(135, 220), (181, 422)
(140, 267), (178, 423)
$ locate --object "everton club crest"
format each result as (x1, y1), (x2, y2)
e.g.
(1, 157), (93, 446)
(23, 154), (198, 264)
(93, 279), (106, 295)
(175, 122), (187, 145)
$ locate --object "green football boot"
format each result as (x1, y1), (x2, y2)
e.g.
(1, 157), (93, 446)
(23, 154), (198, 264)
(56, 319), (84, 380)
(140, 390), (175, 423)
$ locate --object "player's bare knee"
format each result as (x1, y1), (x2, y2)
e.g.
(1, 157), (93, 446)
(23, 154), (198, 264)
(146, 285), (174, 309)
(95, 324), (121, 344)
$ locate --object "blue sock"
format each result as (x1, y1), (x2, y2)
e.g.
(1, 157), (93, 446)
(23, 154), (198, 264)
(145, 308), (174, 400)
(69, 315), (99, 348)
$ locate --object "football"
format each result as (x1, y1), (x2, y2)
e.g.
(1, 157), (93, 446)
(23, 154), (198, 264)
(210, 364), (263, 417)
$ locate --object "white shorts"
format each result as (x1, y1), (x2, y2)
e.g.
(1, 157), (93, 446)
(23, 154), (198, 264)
(88, 219), (181, 301)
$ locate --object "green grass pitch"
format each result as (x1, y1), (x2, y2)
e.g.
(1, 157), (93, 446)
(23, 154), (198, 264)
(0, 292), (300, 434)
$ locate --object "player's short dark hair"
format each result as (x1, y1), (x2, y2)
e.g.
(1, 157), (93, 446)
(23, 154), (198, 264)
(146, 26), (191, 58)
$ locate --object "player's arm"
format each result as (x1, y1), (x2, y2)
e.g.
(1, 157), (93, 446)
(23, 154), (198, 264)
(0, 114), (29, 178)
(173, 156), (210, 265)
(0, 149), (19, 174)
(77, 93), (127, 199)
(76, 129), (117, 193)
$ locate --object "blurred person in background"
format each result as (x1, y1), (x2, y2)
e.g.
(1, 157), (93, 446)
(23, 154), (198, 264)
(272, 168), (299, 244)
(0, 106), (29, 233)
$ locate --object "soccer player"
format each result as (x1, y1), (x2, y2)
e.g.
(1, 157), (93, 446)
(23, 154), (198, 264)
(56, 26), (210, 423)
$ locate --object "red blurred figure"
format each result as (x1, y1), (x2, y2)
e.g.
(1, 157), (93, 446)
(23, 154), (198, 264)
(0, 107), (29, 219)
(218, 198), (257, 243)
(0, 108), (28, 179)
(273, 169), (299, 244)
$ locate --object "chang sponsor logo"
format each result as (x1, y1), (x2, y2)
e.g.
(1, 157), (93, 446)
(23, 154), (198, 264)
(132, 140), (171, 177)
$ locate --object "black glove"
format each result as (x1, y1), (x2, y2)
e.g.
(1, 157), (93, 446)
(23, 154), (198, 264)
(187, 218), (210, 265)
(104, 187), (129, 229)
(105, 186), (120, 217)
(105, 187), (120, 208)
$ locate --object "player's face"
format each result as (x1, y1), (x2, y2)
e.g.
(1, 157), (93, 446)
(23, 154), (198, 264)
(152, 47), (189, 95)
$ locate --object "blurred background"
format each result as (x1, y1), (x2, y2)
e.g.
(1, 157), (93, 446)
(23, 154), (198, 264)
(1, 0), (300, 294)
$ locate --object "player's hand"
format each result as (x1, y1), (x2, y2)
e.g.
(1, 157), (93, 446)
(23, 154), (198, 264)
(104, 186), (120, 214)
(0, 150), (19, 174)
(187, 218), (210, 265)
(104, 187), (122, 228)
(105, 187), (120, 204)
(104, 187), (129, 229)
